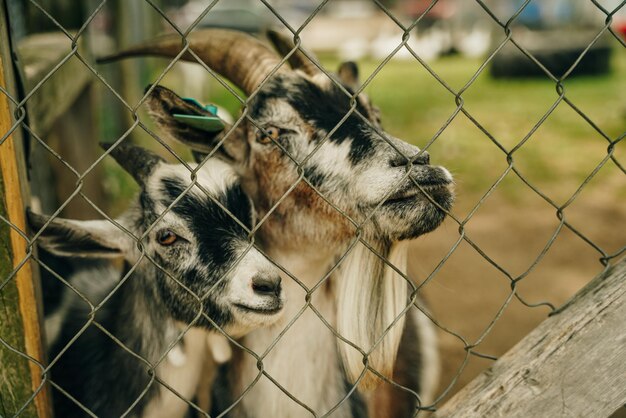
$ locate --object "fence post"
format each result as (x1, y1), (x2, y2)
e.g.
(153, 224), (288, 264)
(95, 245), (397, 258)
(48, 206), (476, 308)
(0, 1), (52, 417)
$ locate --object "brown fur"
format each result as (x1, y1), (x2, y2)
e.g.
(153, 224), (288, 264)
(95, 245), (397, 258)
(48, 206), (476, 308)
(369, 310), (422, 417)
(246, 148), (355, 251)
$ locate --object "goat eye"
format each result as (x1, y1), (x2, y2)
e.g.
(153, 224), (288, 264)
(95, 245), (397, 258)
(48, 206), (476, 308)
(157, 230), (178, 246)
(256, 126), (280, 144)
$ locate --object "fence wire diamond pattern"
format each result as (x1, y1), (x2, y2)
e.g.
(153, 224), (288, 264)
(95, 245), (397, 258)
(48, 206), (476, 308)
(1, 0), (625, 417)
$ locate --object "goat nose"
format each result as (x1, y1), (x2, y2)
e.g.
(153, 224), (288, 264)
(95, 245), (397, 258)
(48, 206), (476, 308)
(390, 151), (430, 167)
(252, 274), (282, 297)
(412, 151), (430, 165)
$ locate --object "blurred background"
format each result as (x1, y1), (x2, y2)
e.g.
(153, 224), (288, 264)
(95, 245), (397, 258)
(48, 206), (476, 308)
(7, 0), (626, 408)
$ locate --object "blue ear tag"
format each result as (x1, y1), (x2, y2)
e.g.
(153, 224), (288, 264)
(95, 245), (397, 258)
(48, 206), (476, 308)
(173, 98), (225, 133)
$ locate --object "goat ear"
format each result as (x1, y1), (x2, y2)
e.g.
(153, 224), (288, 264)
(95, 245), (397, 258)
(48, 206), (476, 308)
(27, 210), (126, 259)
(145, 85), (248, 164)
(266, 29), (320, 76)
(337, 61), (360, 91)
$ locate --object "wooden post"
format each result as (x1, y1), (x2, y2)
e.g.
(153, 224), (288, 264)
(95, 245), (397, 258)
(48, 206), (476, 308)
(0, 1), (51, 417)
(432, 258), (626, 418)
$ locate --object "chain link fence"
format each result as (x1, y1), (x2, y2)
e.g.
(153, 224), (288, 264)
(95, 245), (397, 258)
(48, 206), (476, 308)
(1, 0), (625, 417)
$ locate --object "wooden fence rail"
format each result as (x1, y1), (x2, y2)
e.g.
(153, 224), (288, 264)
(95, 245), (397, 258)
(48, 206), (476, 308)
(432, 258), (626, 418)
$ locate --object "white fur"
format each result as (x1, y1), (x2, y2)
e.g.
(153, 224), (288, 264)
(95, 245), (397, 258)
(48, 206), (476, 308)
(166, 344), (187, 367)
(207, 333), (232, 364)
(353, 164), (405, 205)
(413, 306), (440, 407)
(141, 328), (209, 418)
(44, 263), (121, 347)
(441, 166), (453, 183)
(221, 244), (285, 337)
(234, 253), (353, 417)
(45, 302), (69, 349)
(308, 137), (354, 180)
(147, 159), (238, 202)
(337, 241), (408, 389)
(227, 245), (277, 307)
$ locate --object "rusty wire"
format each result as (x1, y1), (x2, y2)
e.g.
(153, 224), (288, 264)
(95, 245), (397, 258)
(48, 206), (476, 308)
(1, 0), (625, 417)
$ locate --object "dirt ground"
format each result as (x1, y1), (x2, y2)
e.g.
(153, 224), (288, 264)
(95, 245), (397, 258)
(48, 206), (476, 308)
(406, 183), (626, 405)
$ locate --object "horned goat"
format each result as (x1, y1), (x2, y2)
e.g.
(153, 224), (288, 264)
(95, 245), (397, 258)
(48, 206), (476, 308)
(30, 143), (284, 418)
(101, 28), (454, 417)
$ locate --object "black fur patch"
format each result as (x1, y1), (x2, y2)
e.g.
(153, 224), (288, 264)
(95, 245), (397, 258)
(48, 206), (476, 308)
(48, 264), (161, 418)
(157, 177), (254, 326)
(303, 164), (328, 189)
(344, 378), (368, 418)
(160, 177), (253, 267)
(210, 362), (239, 417)
(138, 189), (158, 230)
(391, 308), (423, 415)
(249, 75), (377, 164)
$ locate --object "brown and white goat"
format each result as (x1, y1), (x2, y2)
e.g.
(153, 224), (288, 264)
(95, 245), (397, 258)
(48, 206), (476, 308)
(31, 143), (284, 418)
(103, 29), (454, 417)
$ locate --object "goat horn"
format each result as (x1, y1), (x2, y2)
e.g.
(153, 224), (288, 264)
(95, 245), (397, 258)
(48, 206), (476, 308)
(266, 29), (320, 76)
(97, 29), (286, 95)
(100, 142), (165, 185)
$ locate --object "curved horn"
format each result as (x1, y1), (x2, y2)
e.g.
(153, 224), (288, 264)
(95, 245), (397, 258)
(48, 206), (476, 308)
(98, 29), (286, 95)
(100, 142), (165, 185)
(266, 29), (320, 76)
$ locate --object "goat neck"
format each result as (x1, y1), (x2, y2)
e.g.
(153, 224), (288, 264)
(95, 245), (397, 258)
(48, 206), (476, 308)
(48, 262), (204, 418)
(219, 239), (409, 417)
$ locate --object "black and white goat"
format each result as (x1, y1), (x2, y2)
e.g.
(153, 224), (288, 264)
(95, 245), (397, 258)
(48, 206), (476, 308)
(30, 143), (284, 418)
(102, 29), (454, 417)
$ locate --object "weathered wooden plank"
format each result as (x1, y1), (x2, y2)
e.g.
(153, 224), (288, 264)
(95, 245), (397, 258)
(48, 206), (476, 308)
(0, 1), (51, 416)
(16, 32), (91, 135)
(16, 30), (105, 219)
(38, 85), (106, 220)
(432, 258), (626, 418)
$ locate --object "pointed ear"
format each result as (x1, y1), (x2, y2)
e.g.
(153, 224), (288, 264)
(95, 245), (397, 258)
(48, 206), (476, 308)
(337, 61), (360, 91)
(266, 29), (320, 76)
(145, 85), (248, 164)
(27, 210), (126, 259)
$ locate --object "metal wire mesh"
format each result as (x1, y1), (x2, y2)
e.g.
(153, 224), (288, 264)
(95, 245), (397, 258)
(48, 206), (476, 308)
(1, 0), (625, 417)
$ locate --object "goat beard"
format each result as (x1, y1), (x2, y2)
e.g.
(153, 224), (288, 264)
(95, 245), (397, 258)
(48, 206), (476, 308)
(336, 239), (409, 391)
